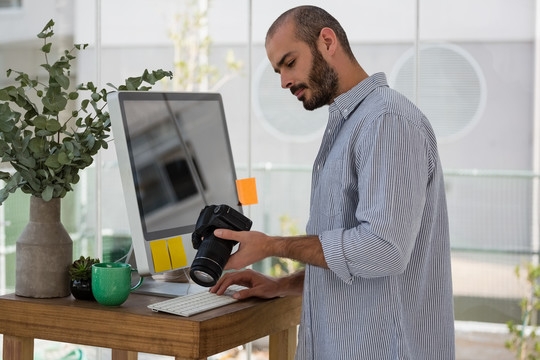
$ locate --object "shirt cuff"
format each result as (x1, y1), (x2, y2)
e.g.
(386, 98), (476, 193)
(319, 228), (354, 285)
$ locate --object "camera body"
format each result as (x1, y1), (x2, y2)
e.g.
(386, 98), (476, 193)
(189, 204), (252, 287)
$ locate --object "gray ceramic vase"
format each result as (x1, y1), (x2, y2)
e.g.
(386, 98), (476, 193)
(15, 196), (73, 298)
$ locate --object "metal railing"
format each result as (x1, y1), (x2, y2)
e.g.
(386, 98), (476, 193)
(1, 166), (538, 323)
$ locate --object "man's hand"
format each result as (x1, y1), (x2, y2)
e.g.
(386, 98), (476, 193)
(210, 269), (282, 299)
(214, 229), (272, 270)
(210, 269), (305, 299)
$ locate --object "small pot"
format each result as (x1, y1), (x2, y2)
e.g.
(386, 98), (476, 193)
(70, 279), (95, 301)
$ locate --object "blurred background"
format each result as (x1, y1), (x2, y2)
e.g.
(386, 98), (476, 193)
(0, 0), (538, 359)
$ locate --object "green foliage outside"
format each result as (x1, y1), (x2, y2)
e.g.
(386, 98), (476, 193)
(168, 0), (242, 92)
(506, 263), (540, 359)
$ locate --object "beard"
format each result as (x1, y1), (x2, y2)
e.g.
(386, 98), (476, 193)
(291, 48), (339, 111)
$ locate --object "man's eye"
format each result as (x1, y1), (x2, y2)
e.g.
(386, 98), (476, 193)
(287, 60), (295, 67)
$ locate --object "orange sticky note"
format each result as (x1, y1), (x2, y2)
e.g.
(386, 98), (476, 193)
(236, 177), (258, 205)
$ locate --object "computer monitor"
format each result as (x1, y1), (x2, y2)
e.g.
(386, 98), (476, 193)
(108, 91), (241, 296)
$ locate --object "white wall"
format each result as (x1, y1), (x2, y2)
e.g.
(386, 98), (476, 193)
(0, 0), (73, 43)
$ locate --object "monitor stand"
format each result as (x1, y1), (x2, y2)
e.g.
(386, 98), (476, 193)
(134, 276), (206, 298)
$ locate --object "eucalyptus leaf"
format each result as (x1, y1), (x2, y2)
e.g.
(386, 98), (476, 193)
(0, 188), (9, 204)
(64, 141), (74, 153)
(125, 77), (143, 90)
(40, 19), (55, 34)
(58, 151), (71, 165)
(42, 91), (68, 113)
(81, 99), (89, 111)
(0, 86), (15, 101)
(0, 103), (18, 132)
(0, 118), (15, 132)
(54, 74), (70, 89)
(41, 43), (52, 54)
(37, 169), (49, 179)
(42, 185), (54, 201)
(85, 134), (95, 150)
(16, 154), (36, 169)
(21, 133), (31, 151)
(45, 118), (62, 132)
(44, 154), (60, 169)
(25, 176), (41, 192)
(0, 140), (10, 154)
(3, 172), (23, 193)
(28, 138), (47, 156)
(36, 129), (53, 137)
(33, 115), (48, 129)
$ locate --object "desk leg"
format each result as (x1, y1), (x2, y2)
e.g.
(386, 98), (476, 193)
(269, 325), (297, 360)
(3, 335), (34, 360)
(111, 349), (138, 360)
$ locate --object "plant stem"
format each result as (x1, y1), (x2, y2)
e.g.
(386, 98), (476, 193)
(43, 38), (49, 65)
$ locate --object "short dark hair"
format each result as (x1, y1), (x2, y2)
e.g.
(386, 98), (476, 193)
(266, 5), (356, 61)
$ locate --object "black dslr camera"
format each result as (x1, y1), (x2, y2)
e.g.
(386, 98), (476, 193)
(189, 204), (252, 287)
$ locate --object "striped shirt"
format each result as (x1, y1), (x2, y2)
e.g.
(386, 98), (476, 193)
(297, 73), (455, 360)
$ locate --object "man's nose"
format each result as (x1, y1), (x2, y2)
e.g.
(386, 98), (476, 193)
(281, 74), (292, 89)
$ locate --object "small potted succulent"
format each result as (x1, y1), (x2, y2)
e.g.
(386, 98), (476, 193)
(69, 256), (100, 300)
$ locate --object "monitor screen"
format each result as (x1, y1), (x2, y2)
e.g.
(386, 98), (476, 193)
(108, 91), (241, 290)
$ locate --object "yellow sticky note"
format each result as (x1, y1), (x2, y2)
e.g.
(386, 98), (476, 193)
(150, 239), (172, 273)
(236, 177), (258, 205)
(167, 236), (188, 269)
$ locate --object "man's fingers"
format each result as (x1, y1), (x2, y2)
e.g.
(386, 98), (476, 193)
(233, 288), (253, 300)
(214, 228), (241, 242)
(211, 276), (235, 295)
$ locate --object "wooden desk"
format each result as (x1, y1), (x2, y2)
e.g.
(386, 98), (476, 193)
(0, 292), (302, 360)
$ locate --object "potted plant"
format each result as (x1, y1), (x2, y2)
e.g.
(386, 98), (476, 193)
(69, 256), (100, 300)
(0, 19), (172, 298)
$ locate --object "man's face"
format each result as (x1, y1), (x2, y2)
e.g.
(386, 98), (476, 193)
(266, 22), (339, 111)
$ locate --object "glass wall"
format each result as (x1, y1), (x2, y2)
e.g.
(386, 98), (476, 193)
(0, 0), (538, 358)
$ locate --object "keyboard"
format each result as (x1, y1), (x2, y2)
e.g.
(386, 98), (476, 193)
(147, 285), (246, 317)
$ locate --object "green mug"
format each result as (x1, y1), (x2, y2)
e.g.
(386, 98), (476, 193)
(91, 263), (143, 306)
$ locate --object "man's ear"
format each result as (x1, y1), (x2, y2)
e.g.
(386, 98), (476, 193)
(319, 27), (337, 55)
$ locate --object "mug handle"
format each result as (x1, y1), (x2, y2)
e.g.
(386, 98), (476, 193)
(130, 269), (144, 291)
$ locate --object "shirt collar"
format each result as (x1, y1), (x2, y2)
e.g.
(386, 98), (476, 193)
(330, 72), (389, 120)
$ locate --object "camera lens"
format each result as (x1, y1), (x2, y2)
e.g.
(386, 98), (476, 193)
(192, 270), (215, 284)
(189, 234), (235, 287)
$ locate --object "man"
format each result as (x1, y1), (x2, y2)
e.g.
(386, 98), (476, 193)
(210, 5), (455, 360)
